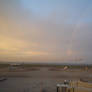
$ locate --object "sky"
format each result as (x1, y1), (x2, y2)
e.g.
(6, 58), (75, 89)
(0, 0), (92, 64)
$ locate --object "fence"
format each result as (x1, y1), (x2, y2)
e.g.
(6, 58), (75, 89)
(57, 81), (92, 92)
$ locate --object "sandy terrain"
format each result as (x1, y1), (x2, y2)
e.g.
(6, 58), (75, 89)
(0, 67), (92, 92)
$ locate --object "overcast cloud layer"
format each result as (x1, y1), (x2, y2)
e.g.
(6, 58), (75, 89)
(0, 0), (92, 64)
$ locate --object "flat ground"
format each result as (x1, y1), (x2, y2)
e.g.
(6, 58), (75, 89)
(0, 66), (92, 92)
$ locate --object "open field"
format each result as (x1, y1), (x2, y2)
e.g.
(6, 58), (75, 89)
(0, 64), (92, 92)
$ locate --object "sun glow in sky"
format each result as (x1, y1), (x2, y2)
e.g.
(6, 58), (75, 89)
(0, 0), (92, 63)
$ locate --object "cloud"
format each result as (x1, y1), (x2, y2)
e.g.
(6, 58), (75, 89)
(0, 0), (92, 63)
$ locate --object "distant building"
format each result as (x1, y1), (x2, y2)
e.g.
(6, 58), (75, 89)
(9, 63), (21, 71)
(63, 66), (68, 70)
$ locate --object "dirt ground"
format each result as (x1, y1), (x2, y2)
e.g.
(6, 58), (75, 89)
(0, 67), (92, 92)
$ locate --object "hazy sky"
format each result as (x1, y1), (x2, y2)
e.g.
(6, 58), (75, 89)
(0, 0), (92, 64)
